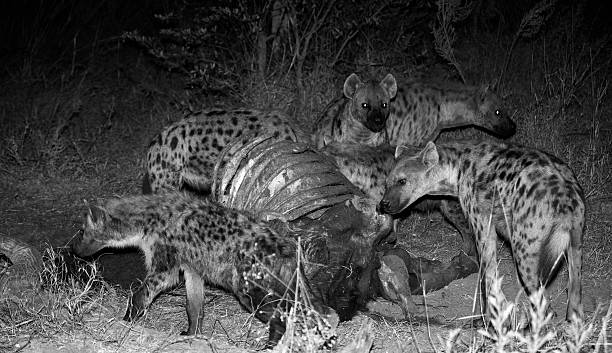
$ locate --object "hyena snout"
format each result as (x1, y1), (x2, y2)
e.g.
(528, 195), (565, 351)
(377, 187), (405, 214)
(378, 198), (393, 214)
(489, 112), (516, 138)
(364, 110), (388, 132)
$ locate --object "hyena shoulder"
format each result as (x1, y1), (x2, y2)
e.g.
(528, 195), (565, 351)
(320, 142), (395, 201)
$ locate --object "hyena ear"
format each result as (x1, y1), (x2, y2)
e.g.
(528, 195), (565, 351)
(86, 204), (108, 228)
(343, 73), (362, 98)
(394, 145), (409, 159)
(380, 73), (398, 99)
(478, 84), (492, 100)
(420, 141), (439, 168)
(394, 144), (421, 159)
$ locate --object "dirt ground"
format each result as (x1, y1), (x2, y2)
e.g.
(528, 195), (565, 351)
(1, 160), (611, 352)
(1, 52), (611, 352)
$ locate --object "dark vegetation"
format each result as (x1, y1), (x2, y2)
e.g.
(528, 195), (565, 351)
(0, 0), (611, 351)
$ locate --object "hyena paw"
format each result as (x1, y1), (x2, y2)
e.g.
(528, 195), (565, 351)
(123, 296), (146, 322)
(180, 326), (197, 336)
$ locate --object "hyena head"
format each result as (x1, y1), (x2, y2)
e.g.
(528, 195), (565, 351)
(344, 73), (398, 132)
(472, 85), (516, 138)
(72, 202), (138, 257)
(379, 142), (447, 215)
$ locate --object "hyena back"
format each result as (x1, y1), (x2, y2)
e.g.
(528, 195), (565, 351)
(144, 108), (300, 194)
(71, 192), (336, 346)
(312, 73), (398, 148)
(379, 141), (584, 321)
(386, 80), (516, 146)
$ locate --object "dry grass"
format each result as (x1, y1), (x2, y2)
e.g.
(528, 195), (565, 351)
(0, 246), (121, 350)
(0, 228), (610, 353)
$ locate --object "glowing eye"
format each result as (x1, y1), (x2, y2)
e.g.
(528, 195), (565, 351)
(381, 102), (387, 108)
(361, 102), (369, 109)
(495, 110), (501, 116)
(397, 178), (406, 185)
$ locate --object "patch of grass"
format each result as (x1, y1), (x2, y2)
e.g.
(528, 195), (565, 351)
(0, 245), (121, 350)
(461, 276), (610, 353)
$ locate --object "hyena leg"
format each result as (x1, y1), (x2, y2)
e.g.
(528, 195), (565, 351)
(566, 226), (583, 321)
(378, 253), (421, 317)
(473, 217), (501, 320)
(181, 266), (205, 335)
(440, 199), (478, 257)
(235, 287), (285, 348)
(124, 268), (180, 321)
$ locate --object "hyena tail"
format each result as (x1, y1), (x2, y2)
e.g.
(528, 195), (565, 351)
(537, 224), (571, 287)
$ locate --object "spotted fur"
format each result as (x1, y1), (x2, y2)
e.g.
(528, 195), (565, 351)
(380, 141), (584, 321)
(315, 78), (516, 148)
(386, 81), (516, 146)
(312, 73), (398, 148)
(144, 108), (300, 194)
(319, 143), (396, 201)
(320, 142), (477, 256)
(71, 193), (336, 348)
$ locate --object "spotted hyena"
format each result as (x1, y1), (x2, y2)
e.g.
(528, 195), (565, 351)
(71, 192), (336, 347)
(312, 73), (398, 148)
(320, 142), (477, 256)
(314, 75), (516, 148)
(386, 81), (516, 146)
(144, 108), (301, 194)
(379, 141), (584, 321)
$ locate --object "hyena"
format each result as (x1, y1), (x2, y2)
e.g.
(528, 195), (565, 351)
(320, 142), (477, 256)
(144, 108), (302, 194)
(379, 141), (584, 322)
(71, 192), (337, 347)
(312, 73), (398, 148)
(313, 75), (516, 148)
(385, 81), (516, 146)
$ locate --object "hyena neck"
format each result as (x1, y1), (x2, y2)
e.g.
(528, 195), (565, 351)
(341, 107), (386, 146)
(433, 146), (464, 196)
(106, 229), (145, 250)
(437, 99), (476, 129)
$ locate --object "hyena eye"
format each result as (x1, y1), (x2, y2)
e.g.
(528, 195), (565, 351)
(381, 102), (387, 109)
(397, 178), (406, 185)
(361, 102), (369, 109)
